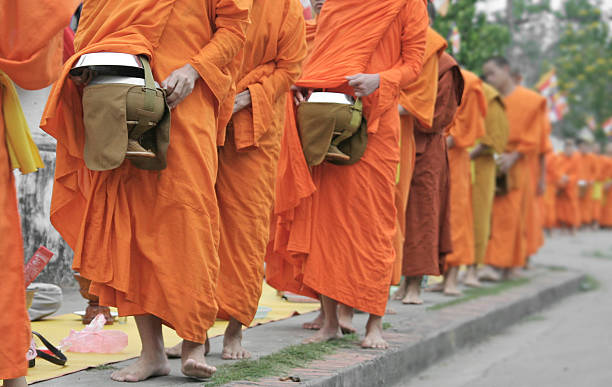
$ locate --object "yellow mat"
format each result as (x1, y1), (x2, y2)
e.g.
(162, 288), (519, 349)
(26, 283), (320, 384)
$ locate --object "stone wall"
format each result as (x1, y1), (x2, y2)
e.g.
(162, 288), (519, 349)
(15, 86), (76, 288)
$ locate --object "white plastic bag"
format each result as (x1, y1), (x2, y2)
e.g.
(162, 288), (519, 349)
(60, 314), (128, 353)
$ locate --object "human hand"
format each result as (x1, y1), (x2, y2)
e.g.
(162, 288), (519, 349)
(69, 68), (94, 86)
(497, 152), (520, 174)
(233, 90), (252, 113)
(291, 85), (309, 106)
(161, 63), (200, 109)
(346, 73), (380, 97)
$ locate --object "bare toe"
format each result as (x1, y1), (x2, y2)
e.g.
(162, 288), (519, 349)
(182, 359), (216, 379)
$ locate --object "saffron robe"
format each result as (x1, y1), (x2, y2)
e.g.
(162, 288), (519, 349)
(444, 69), (486, 269)
(267, 0), (428, 316)
(40, 0), (250, 343)
(215, 0), (307, 326)
(599, 156), (612, 227)
(472, 82), (509, 264)
(402, 52), (463, 277)
(592, 154), (606, 223)
(578, 152), (597, 225)
(485, 86), (548, 268)
(390, 27), (447, 284)
(555, 152), (581, 227)
(0, 0), (77, 378)
(543, 152), (559, 229)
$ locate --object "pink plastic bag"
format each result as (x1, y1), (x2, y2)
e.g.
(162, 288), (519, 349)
(60, 314), (128, 353)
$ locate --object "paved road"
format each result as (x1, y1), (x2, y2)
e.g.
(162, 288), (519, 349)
(398, 229), (612, 387)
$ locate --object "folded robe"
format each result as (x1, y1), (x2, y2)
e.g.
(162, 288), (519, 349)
(267, 0), (428, 316)
(40, 0), (250, 343)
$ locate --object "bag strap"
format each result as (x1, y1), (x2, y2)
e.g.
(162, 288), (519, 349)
(139, 55), (156, 112)
(349, 98), (363, 129)
(32, 331), (67, 366)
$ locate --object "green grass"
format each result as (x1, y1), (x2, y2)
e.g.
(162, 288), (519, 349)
(581, 249), (612, 260)
(382, 322), (392, 330)
(427, 277), (531, 311)
(522, 314), (546, 323)
(580, 275), (600, 292)
(546, 265), (568, 272)
(203, 334), (358, 386)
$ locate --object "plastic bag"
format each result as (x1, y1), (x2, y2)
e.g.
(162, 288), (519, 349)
(60, 314), (128, 353)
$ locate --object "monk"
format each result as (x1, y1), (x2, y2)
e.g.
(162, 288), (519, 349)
(267, 0), (428, 348)
(543, 151), (559, 233)
(306, 0), (325, 49)
(577, 138), (596, 227)
(426, 69), (485, 295)
(211, 0), (307, 360)
(590, 142), (604, 228)
(1, 2), (77, 386)
(600, 143), (612, 228)
(482, 57), (550, 279)
(390, 3), (452, 304)
(468, 81), (509, 283)
(40, 0), (250, 381)
(399, 50), (463, 303)
(555, 139), (581, 233)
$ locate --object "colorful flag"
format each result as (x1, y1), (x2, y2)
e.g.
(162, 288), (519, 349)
(602, 117), (612, 134)
(536, 68), (569, 123)
(450, 23), (460, 55)
(586, 115), (597, 131)
(536, 68), (558, 98)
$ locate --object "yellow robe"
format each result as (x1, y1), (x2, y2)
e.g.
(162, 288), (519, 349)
(471, 83), (509, 264)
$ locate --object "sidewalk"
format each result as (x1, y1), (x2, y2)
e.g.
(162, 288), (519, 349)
(34, 263), (583, 387)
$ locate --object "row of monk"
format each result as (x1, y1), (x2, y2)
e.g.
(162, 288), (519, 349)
(0, 0), (593, 385)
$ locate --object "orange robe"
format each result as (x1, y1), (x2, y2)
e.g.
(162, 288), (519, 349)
(591, 154), (605, 223)
(267, 0), (428, 316)
(525, 100), (552, 257)
(390, 27), (447, 284)
(444, 69), (486, 269)
(215, 0), (306, 326)
(555, 152), (581, 227)
(579, 152), (598, 225)
(40, 0), (250, 343)
(485, 86), (548, 268)
(305, 19), (318, 52)
(543, 152), (559, 229)
(402, 52), (463, 277)
(600, 156), (612, 227)
(0, 0), (77, 379)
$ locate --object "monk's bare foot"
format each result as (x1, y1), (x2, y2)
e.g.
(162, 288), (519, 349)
(4, 377), (28, 387)
(402, 277), (423, 304)
(338, 304), (356, 334)
(426, 282), (444, 292)
(443, 267), (462, 296)
(402, 292), (423, 304)
(505, 268), (523, 281)
(302, 310), (324, 330)
(181, 340), (216, 379)
(222, 318), (250, 360)
(463, 266), (481, 288)
(361, 315), (388, 349)
(385, 308), (397, 315)
(303, 324), (341, 344)
(392, 277), (407, 300)
(166, 338), (209, 359)
(478, 265), (501, 282)
(111, 354), (170, 382)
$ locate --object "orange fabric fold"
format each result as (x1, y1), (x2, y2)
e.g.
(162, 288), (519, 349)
(0, 0), (79, 89)
(444, 69), (486, 269)
(215, 0), (307, 326)
(0, 0), (77, 378)
(391, 27), (447, 284)
(40, 0), (250, 343)
(555, 152), (581, 227)
(485, 86), (549, 268)
(266, 0), (428, 315)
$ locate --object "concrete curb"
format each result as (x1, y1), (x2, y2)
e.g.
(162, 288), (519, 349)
(228, 270), (585, 387)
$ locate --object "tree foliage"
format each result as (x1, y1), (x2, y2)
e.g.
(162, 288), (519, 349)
(551, 0), (612, 139)
(433, 0), (511, 75)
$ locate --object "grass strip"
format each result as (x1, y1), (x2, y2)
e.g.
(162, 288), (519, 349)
(427, 277), (530, 311)
(580, 275), (600, 292)
(581, 249), (612, 260)
(203, 333), (358, 386)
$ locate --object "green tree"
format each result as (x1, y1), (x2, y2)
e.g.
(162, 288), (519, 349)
(551, 0), (612, 139)
(433, 0), (511, 74)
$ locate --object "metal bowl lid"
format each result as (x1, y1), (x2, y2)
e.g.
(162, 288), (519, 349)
(307, 92), (353, 104)
(87, 75), (161, 89)
(72, 52), (143, 70)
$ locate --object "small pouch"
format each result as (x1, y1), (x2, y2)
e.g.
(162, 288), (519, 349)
(296, 97), (367, 166)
